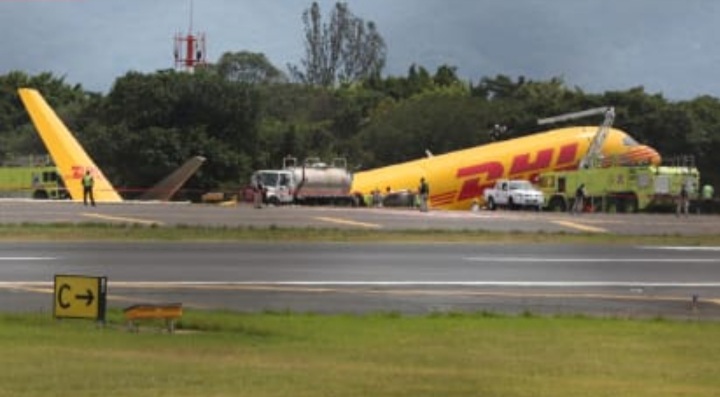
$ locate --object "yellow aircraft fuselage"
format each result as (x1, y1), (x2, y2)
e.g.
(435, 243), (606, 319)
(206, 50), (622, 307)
(351, 126), (661, 210)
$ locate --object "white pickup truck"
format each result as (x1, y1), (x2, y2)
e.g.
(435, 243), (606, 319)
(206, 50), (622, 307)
(483, 179), (545, 211)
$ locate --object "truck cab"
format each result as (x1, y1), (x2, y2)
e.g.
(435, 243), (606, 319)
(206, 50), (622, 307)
(251, 170), (294, 205)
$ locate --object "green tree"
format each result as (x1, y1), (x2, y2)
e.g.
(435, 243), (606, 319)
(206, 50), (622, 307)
(289, 2), (386, 86)
(354, 92), (492, 168)
(91, 70), (261, 194)
(0, 71), (89, 163)
(215, 51), (288, 84)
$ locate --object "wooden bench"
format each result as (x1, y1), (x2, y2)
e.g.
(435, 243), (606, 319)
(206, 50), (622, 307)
(124, 303), (183, 333)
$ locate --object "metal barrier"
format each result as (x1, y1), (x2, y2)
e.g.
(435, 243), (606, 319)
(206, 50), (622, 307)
(124, 303), (183, 333)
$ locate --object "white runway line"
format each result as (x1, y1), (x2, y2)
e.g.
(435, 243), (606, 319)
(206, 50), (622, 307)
(3, 279), (720, 288)
(463, 257), (720, 263)
(640, 246), (720, 251)
(108, 281), (720, 288)
(0, 257), (56, 261)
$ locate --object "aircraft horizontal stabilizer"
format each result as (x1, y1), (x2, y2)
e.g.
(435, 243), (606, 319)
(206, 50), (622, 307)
(139, 156), (207, 201)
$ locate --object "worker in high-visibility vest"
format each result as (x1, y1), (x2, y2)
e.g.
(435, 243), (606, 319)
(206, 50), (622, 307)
(82, 170), (95, 207)
(702, 184), (714, 213)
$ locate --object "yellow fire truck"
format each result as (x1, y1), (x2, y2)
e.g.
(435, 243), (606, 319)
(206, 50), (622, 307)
(538, 159), (700, 212)
(535, 107), (699, 212)
(0, 155), (68, 199)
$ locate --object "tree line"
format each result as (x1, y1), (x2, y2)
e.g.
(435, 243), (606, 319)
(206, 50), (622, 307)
(0, 2), (719, 199)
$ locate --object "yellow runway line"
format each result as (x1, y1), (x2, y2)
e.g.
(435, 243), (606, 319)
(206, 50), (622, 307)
(1, 284), (208, 308)
(315, 216), (382, 229)
(552, 220), (608, 233)
(83, 212), (163, 226)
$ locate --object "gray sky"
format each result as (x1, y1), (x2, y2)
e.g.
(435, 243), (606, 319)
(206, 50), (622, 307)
(1, 0), (719, 99)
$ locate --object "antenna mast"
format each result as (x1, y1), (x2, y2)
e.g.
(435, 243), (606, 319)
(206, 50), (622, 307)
(188, 0), (193, 34)
(174, 0), (206, 72)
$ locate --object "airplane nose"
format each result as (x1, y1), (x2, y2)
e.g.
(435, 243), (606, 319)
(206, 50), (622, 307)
(643, 146), (662, 166)
(628, 145), (661, 166)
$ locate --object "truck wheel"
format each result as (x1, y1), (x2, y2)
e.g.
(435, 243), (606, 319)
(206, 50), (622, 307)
(625, 197), (638, 213)
(548, 197), (566, 212)
(32, 190), (48, 200)
(487, 197), (496, 211)
(605, 197), (617, 213)
(268, 196), (280, 206)
(616, 195), (638, 213)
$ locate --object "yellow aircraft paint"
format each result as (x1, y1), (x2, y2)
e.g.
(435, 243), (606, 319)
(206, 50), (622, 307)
(351, 126), (661, 210)
(18, 88), (123, 202)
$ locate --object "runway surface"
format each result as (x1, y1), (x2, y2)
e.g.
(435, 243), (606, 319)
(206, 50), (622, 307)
(1, 239), (719, 319)
(1, 200), (719, 235)
(1, 200), (719, 318)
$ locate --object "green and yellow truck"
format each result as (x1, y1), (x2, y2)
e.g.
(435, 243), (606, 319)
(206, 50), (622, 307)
(537, 163), (700, 213)
(535, 107), (701, 213)
(0, 156), (68, 200)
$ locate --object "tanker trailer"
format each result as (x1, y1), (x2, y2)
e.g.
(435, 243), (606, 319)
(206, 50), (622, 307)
(284, 157), (358, 206)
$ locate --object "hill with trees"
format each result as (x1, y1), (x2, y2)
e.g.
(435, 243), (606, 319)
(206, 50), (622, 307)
(1, 2), (718, 199)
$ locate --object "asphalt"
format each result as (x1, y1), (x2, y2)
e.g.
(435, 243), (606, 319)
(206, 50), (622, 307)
(0, 233), (718, 319)
(1, 199), (719, 235)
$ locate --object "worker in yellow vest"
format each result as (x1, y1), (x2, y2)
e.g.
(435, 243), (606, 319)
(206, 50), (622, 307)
(82, 170), (95, 207)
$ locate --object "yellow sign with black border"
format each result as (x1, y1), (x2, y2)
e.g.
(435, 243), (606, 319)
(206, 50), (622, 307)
(53, 275), (107, 321)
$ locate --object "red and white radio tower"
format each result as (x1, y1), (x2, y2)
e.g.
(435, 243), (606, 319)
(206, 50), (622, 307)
(173, 0), (207, 72)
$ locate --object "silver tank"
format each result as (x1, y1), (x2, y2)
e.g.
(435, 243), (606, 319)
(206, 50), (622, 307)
(284, 157), (352, 197)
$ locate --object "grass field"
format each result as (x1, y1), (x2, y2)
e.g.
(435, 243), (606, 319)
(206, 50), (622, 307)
(0, 311), (718, 397)
(1, 223), (719, 396)
(0, 222), (719, 245)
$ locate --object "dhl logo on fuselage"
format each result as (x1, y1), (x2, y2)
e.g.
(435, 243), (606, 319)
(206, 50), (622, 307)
(451, 142), (578, 205)
(351, 126), (660, 210)
(69, 165), (106, 181)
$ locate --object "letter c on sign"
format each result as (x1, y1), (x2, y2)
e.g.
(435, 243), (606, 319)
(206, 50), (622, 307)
(58, 284), (71, 309)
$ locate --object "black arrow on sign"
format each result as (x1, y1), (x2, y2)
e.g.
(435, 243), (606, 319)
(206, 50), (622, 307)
(75, 289), (94, 306)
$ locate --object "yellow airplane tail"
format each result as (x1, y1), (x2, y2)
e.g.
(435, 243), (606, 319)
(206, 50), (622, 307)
(18, 88), (123, 203)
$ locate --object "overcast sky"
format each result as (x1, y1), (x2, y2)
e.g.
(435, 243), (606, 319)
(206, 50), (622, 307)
(2, 0), (719, 99)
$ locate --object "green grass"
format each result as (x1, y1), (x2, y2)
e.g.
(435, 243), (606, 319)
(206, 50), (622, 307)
(1, 223), (718, 396)
(0, 222), (718, 245)
(0, 311), (718, 397)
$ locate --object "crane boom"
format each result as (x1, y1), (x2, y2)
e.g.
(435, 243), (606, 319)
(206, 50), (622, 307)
(537, 106), (615, 169)
(579, 107), (615, 169)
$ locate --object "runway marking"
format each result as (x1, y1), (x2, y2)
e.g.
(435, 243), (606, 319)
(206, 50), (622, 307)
(83, 213), (163, 226)
(315, 216), (382, 229)
(640, 246), (720, 251)
(552, 220), (608, 233)
(0, 283), (209, 308)
(2, 282), (717, 310)
(0, 257), (55, 261)
(3, 280), (720, 288)
(3, 286), (53, 294)
(548, 217), (626, 225)
(463, 257), (720, 263)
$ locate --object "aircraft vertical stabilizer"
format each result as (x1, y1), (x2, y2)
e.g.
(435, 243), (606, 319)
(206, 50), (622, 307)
(18, 88), (123, 202)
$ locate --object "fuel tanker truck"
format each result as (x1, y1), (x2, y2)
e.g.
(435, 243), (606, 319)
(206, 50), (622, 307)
(249, 157), (358, 206)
